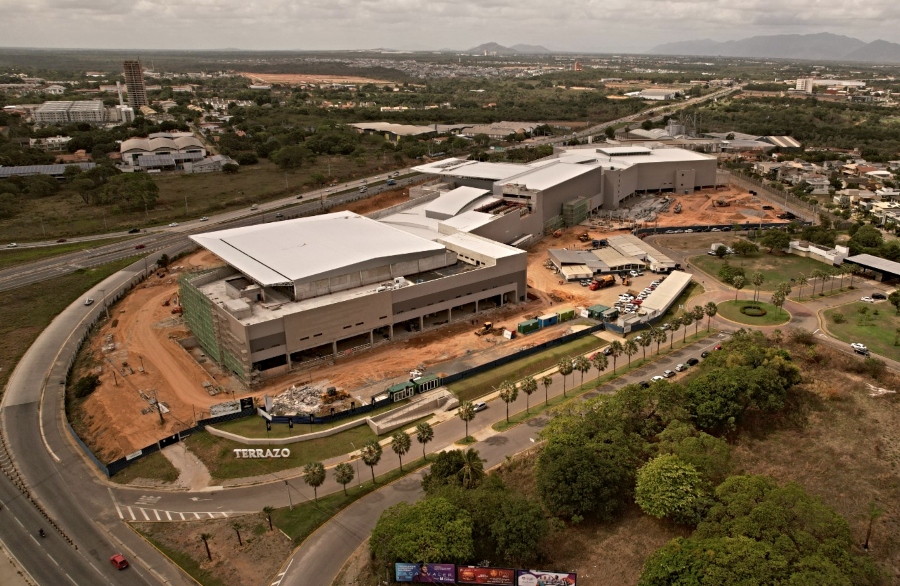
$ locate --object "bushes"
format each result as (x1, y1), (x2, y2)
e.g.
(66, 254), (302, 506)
(717, 262), (745, 286)
(831, 312), (846, 324)
(635, 455), (710, 526)
(72, 373), (100, 399)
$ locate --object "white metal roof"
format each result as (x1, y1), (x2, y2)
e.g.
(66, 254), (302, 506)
(438, 232), (522, 260)
(424, 186), (491, 218)
(191, 211), (446, 286)
(497, 161), (599, 191)
(439, 210), (497, 233)
(640, 271), (693, 314)
(350, 122), (437, 136)
(412, 159), (526, 181)
(847, 254), (900, 275)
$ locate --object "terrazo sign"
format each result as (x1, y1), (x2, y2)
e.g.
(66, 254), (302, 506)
(232, 448), (291, 458)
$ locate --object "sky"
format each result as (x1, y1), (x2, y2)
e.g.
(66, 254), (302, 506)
(2, 0), (900, 53)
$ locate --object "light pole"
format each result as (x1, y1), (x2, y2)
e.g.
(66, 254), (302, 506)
(350, 442), (362, 488)
(98, 289), (110, 320)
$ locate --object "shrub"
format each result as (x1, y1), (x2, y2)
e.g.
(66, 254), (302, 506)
(72, 374), (100, 399)
(831, 312), (845, 324)
(789, 328), (815, 345)
(235, 152), (258, 165)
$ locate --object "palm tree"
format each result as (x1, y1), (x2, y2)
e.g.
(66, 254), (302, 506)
(704, 301), (718, 331)
(691, 305), (705, 335)
(829, 267), (838, 293)
(520, 375), (537, 415)
(591, 352), (608, 380)
(231, 521), (243, 546)
(848, 265), (859, 289)
(262, 506), (275, 531)
(624, 339), (638, 367)
(751, 272), (765, 302)
(541, 375), (552, 407)
(638, 332), (652, 360)
(837, 265), (848, 290)
(360, 440), (383, 484)
(667, 319), (679, 349)
(864, 500), (884, 551)
(457, 400), (476, 440)
(458, 448), (485, 489)
(390, 430), (411, 471)
(574, 355), (591, 387)
(303, 461), (326, 503)
(811, 269), (826, 296)
(333, 462), (354, 495)
(652, 327), (667, 354)
(796, 274), (807, 301)
(200, 533), (213, 561)
(415, 422), (433, 460)
(733, 275), (746, 301)
(557, 357), (574, 397)
(608, 341), (623, 373)
(681, 314), (693, 342)
(498, 380), (518, 423)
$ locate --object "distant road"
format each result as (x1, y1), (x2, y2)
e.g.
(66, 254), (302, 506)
(0, 172), (421, 293)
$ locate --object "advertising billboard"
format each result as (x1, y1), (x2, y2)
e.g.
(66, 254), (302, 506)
(457, 566), (516, 585)
(395, 563), (456, 583)
(516, 570), (577, 586)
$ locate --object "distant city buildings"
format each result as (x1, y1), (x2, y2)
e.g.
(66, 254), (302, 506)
(34, 100), (106, 125)
(123, 60), (148, 107)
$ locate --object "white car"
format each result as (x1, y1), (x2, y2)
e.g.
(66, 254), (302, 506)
(850, 343), (868, 352)
(473, 402), (487, 412)
(650, 375), (666, 383)
(168, 222), (179, 227)
(684, 229), (693, 233)
(711, 228), (721, 232)
(6, 243), (17, 248)
(663, 370), (676, 377)
(860, 296), (875, 303)
(84, 298), (94, 306)
(629, 270), (640, 277)
(199, 216), (209, 221)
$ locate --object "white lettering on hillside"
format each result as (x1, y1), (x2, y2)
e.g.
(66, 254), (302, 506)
(233, 448), (291, 458)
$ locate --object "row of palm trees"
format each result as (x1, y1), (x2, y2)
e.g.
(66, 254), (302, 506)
(733, 266), (861, 302)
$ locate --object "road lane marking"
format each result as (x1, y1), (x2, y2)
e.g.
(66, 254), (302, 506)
(107, 487), (123, 520)
(47, 554), (60, 566)
(154, 509), (160, 520)
(125, 506), (134, 520)
(65, 573), (77, 585)
(165, 511), (172, 520)
(140, 508), (149, 520)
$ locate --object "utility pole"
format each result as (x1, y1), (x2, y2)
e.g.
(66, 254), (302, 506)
(153, 389), (164, 424)
(98, 289), (110, 320)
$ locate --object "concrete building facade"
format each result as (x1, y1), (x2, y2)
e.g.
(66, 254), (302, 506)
(123, 60), (148, 108)
(33, 100), (107, 125)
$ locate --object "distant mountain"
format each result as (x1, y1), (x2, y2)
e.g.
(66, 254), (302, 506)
(649, 32), (900, 63)
(510, 44), (552, 54)
(464, 42), (552, 55)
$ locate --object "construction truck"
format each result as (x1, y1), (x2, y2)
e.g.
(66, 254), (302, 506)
(589, 275), (616, 290)
(673, 202), (682, 214)
(578, 232), (591, 243)
(714, 199), (731, 207)
(474, 321), (494, 336)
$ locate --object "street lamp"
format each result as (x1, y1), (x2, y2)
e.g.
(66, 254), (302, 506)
(98, 289), (110, 320)
(350, 442), (362, 488)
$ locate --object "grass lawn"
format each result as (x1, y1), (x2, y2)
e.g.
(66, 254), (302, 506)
(659, 282), (706, 322)
(690, 252), (830, 291)
(272, 457), (427, 545)
(184, 415), (430, 482)
(110, 451), (179, 485)
(447, 336), (606, 403)
(716, 300), (791, 326)
(0, 257), (141, 393)
(824, 302), (900, 358)
(212, 399), (405, 439)
(0, 236), (131, 271)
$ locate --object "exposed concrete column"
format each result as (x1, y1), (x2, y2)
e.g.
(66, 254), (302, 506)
(419, 316), (424, 331)
(369, 330), (374, 346)
(286, 353), (292, 369)
(332, 340), (338, 358)
(389, 324), (394, 339)
(475, 299), (479, 312)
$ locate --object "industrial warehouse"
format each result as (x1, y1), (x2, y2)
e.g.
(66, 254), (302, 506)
(182, 211), (527, 381)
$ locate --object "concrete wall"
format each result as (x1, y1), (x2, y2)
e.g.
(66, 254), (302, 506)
(205, 417), (368, 445)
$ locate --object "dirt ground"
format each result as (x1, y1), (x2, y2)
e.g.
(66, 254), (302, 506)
(241, 72), (394, 85)
(135, 514), (292, 586)
(650, 186), (790, 229)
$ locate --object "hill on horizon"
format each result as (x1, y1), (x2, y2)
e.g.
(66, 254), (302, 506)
(465, 42), (552, 55)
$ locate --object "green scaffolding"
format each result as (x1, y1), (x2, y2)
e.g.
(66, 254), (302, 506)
(563, 197), (589, 227)
(543, 214), (565, 234)
(179, 271), (245, 379)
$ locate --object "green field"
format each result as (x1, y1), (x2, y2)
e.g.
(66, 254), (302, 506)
(716, 300), (791, 326)
(824, 302), (900, 359)
(0, 257), (141, 393)
(447, 336), (607, 403)
(0, 237), (131, 271)
(658, 282), (706, 322)
(691, 252), (831, 291)
(110, 451), (179, 485)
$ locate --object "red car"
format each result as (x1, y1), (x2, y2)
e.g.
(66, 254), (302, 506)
(110, 554), (129, 570)
(57, 238), (67, 243)
(135, 244), (146, 250)
(714, 344), (722, 351)
(631, 299), (643, 305)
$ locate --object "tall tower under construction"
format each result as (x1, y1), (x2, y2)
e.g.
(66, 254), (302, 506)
(122, 60), (148, 108)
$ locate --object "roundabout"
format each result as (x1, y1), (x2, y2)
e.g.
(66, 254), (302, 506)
(716, 299), (791, 326)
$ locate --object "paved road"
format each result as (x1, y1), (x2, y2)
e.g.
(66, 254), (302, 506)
(0, 172), (421, 293)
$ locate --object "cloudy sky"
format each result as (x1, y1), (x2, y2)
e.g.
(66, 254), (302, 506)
(2, 0), (900, 52)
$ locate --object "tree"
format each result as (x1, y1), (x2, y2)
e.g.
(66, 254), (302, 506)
(847, 265), (859, 289)
(360, 440), (383, 484)
(391, 430), (411, 471)
(732, 274), (745, 300)
(231, 521), (243, 546)
(796, 273), (808, 300)
(520, 375), (537, 415)
(371, 498), (473, 566)
(609, 341), (623, 373)
(302, 461), (326, 503)
(272, 144), (311, 170)
(421, 450), (467, 492)
(635, 454), (710, 525)
(889, 290), (900, 315)
(656, 421), (732, 484)
(624, 339), (638, 367)
(101, 173), (159, 212)
(731, 239), (758, 256)
(199, 533), (212, 561)
(262, 506), (274, 530)
(751, 272), (765, 302)
(715, 244), (728, 258)
(691, 305), (705, 335)
(498, 380), (518, 424)
(222, 163), (239, 174)
(864, 500), (884, 551)
(653, 327), (668, 354)
(157, 253), (171, 269)
(704, 301), (718, 331)
(490, 496), (547, 566)
(458, 400), (476, 440)
(557, 357), (574, 397)
(458, 448), (486, 489)
(666, 320), (678, 349)
(573, 355), (591, 387)
(415, 422), (434, 460)
(811, 269), (826, 296)
(759, 229), (790, 252)
(638, 332), (653, 360)
(541, 375), (553, 407)
(591, 352), (608, 379)
(334, 462), (354, 495)
(771, 290), (786, 314)
(681, 314), (693, 342)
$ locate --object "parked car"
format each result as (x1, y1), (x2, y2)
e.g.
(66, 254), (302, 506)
(275, 212), (284, 218)
(701, 351), (710, 358)
(168, 222), (179, 227)
(109, 554), (129, 570)
(664, 369), (676, 377)
(199, 216), (209, 221)
(84, 298), (94, 306)
(872, 292), (887, 300)
(56, 238), (67, 243)
(714, 344), (722, 351)
(128, 228), (141, 234)
(850, 342), (868, 352)
(711, 228), (721, 232)
(473, 402), (487, 412)
(651, 375), (666, 383)
(6, 243), (17, 248)
(860, 296), (875, 303)
(135, 244), (145, 250)
(674, 364), (687, 372)
(686, 358), (699, 366)
(638, 381), (651, 389)
(250, 204), (258, 210)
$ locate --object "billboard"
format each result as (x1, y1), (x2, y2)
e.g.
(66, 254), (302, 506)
(457, 566), (515, 585)
(209, 399), (241, 417)
(516, 570), (577, 586)
(395, 563), (456, 583)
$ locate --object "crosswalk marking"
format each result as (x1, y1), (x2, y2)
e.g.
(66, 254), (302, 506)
(120, 507), (235, 522)
(135, 495), (161, 505)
